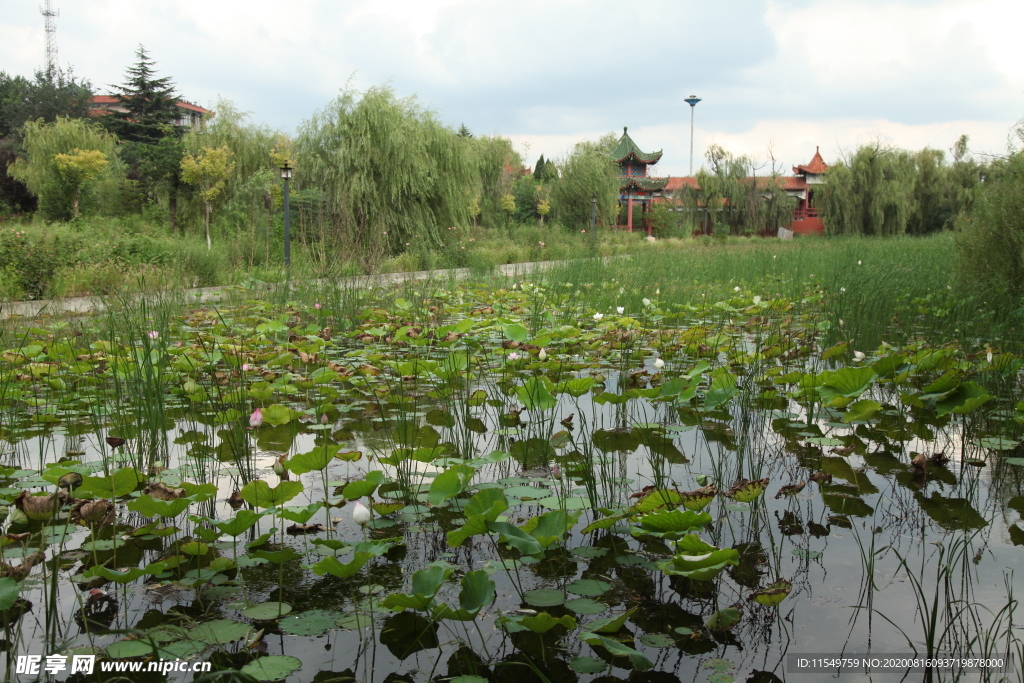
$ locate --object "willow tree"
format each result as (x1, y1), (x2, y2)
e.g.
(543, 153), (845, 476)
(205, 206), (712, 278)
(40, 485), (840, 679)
(296, 85), (474, 264)
(822, 143), (916, 236)
(956, 148), (1024, 297)
(468, 135), (521, 228)
(180, 146), (236, 249)
(8, 116), (120, 220)
(181, 98), (282, 236)
(689, 144), (795, 235)
(549, 135), (618, 231)
(53, 148), (108, 218)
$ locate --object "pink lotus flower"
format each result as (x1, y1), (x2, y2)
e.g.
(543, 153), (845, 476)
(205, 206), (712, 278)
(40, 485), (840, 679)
(242, 363), (251, 372)
(249, 408), (263, 428)
(508, 352), (521, 361)
(315, 303), (321, 310)
(147, 331), (159, 340)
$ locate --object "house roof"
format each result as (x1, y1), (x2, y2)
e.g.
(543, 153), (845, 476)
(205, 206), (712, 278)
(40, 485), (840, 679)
(665, 176), (806, 192)
(89, 95), (211, 115)
(619, 176), (669, 192)
(793, 146), (828, 176)
(611, 127), (663, 164)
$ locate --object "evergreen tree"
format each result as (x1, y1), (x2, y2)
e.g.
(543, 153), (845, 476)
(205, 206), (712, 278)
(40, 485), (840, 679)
(457, 123), (473, 138)
(533, 154), (545, 181)
(103, 45), (181, 144)
(0, 68), (93, 138)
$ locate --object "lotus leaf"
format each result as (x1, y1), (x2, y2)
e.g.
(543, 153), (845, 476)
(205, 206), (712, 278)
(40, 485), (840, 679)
(658, 534), (739, 581)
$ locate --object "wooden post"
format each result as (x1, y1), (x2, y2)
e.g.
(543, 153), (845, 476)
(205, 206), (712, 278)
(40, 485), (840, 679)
(627, 196), (634, 232)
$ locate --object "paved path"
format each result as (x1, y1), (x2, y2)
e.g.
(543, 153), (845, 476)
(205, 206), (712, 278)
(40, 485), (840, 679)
(0, 259), (574, 319)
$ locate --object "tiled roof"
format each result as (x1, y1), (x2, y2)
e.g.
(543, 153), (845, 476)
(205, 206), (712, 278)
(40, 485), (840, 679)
(793, 146), (828, 175)
(619, 176), (669, 192)
(610, 127), (663, 164)
(665, 176), (806, 191)
(89, 95), (210, 115)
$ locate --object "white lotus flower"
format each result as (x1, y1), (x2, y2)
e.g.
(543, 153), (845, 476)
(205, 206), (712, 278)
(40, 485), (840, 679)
(853, 350), (866, 362)
(593, 313), (604, 321)
(642, 298), (651, 307)
(538, 348), (547, 361)
(653, 358), (665, 369)
(987, 350), (994, 363)
(352, 501), (371, 527)
(734, 286), (740, 292)
(616, 306), (624, 315)
(858, 260), (862, 265)
(752, 296), (761, 305)
(508, 352), (521, 361)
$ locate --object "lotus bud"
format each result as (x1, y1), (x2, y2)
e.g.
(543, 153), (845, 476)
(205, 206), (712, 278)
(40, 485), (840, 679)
(352, 501), (371, 527)
(987, 349), (994, 363)
(249, 407), (263, 429)
(59, 472), (84, 491)
(273, 453), (289, 480)
(551, 464), (562, 481)
(653, 358), (665, 369)
(321, 413), (329, 424)
(695, 474), (709, 487)
(538, 348), (547, 361)
(72, 499), (115, 528)
(852, 350), (866, 362)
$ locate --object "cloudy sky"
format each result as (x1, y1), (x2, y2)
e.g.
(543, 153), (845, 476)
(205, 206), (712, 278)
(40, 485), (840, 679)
(3, 0), (1022, 176)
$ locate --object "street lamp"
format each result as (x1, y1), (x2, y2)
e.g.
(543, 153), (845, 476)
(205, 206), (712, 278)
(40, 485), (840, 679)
(684, 95), (701, 176)
(280, 161), (292, 269)
(591, 194), (597, 242)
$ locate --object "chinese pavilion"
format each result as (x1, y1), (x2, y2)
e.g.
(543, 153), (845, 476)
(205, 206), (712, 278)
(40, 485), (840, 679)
(612, 127), (668, 234)
(789, 146), (828, 234)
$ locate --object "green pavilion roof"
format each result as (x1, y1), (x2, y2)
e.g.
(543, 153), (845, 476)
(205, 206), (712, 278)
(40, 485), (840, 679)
(619, 176), (669, 192)
(611, 127), (663, 164)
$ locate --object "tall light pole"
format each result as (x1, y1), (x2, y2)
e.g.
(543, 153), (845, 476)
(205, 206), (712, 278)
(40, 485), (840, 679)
(684, 95), (701, 176)
(280, 161), (292, 269)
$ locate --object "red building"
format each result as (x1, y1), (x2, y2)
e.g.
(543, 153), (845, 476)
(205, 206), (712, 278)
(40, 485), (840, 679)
(88, 95), (211, 129)
(660, 147), (830, 235)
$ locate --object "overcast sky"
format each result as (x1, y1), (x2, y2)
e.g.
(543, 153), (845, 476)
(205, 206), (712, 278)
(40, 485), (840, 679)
(3, 0), (1022, 176)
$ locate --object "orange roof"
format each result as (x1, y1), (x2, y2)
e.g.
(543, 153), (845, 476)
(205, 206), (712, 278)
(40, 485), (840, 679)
(793, 146), (828, 176)
(665, 176), (807, 192)
(89, 95), (210, 114)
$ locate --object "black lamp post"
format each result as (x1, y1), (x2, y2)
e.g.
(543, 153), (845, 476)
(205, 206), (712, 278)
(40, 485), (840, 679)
(591, 194), (597, 234)
(280, 161), (292, 268)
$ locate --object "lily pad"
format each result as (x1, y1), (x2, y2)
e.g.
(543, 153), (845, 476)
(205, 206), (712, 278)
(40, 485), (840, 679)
(640, 633), (676, 648)
(192, 618), (252, 644)
(240, 655), (302, 681)
(566, 579), (610, 597)
(523, 588), (566, 607)
(565, 598), (607, 614)
(280, 609), (343, 636)
(243, 602), (293, 620)
(569, 656), (608, 673)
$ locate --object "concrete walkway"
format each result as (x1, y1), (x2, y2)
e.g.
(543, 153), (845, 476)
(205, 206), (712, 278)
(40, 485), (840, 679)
(0, 258), (576, 319)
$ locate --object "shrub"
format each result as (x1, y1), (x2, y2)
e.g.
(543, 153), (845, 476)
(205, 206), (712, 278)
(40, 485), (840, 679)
(956, 151), (1024, 299)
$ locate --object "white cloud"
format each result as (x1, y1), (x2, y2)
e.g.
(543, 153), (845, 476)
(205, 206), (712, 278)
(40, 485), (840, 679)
(2, 0), (1021, 178)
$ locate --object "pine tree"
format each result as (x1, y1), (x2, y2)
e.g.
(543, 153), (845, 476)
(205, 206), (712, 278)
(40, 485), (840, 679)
(457, 123), (473, 138)
(533, 154), (545, 181)
(103, 45), (181, 144)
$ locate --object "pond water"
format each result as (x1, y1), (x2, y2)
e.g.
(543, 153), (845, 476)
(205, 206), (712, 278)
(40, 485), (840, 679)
(0, 286), (1021, 683)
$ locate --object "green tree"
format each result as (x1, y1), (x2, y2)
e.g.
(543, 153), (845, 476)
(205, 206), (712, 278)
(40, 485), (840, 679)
(549, 135), (618, 231)
(296, 85), (474, 266)
(0, 68), (93, 138)
(102, 45), (181, 145)
(822, 143), (916, 236)
(458, 123), (473, 138)
(180, 146), (235, 249)
(956, 148), (1024, 297)
(53, 148), (108, 218)
(7, 117), (120, 221)
(468, 135), (521, 227)
(906, 148), (948, 234)
(511, 174), (537, 223)
(533, 154), (546, 181)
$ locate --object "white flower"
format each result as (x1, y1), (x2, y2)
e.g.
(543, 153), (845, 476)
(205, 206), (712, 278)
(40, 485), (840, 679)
(655, 288), (660, 295)
(853, 350), (866, 362)
(734, 286), (740, 292)
(352, 501), (371, 527)
(752, 295), (761, 305)
(593, 313), (604, 321)
(653, 358), (665, 369)
(616, 306), (624, 315)
(987, 350), (994, 363)
(642, 298), (651, 307)
(840, 287), (846, 293)
(839, 319), (845, 327)
(858, 260), (862, 265)
(508, 352), (521, 361)
(538, 348), (547, 361)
